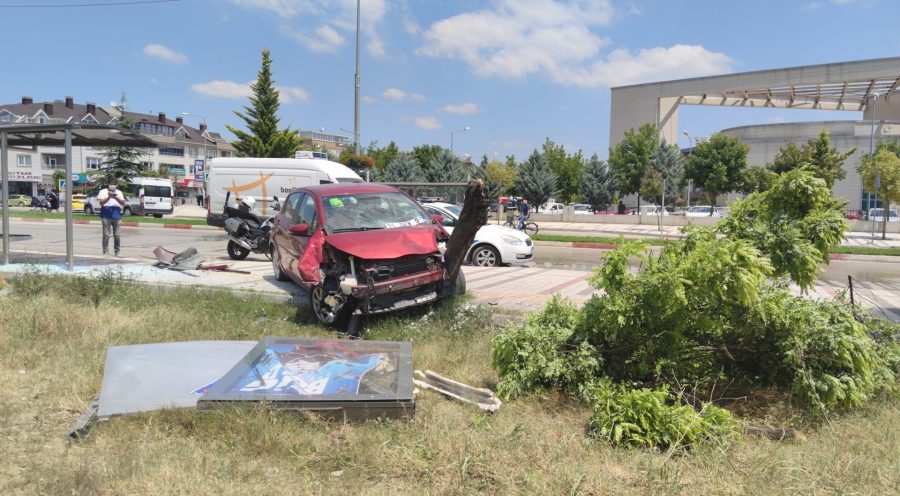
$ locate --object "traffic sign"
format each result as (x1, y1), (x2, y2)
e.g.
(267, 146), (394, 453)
(195, 159), (205, 172)
(58, 179), (66, 189)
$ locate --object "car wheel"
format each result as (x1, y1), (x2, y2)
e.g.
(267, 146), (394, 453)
(472, 245), (500, 267)
(271, 245), (290, 281)
(226, 240), (250, 260)
(85, 204), (94, 215)
(123, 206), (132, 216)
(153, 214), (163, 218)
(452, 270), (466, 295)
(18, 201), (24, 207)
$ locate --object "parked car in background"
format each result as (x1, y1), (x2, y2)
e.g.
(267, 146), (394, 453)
(573, 204), (594, 215)
(844, 210), (864, 220)
(270, 183), (464, 327)
(7, 194), (32, 207)
(422, 202), (534, 267)
(71, 194), (87, 212)
(540, 202), (565, 214)
(686, 205), (722, 217)
(85, 178), (174, 217)
(867, 208), (899, 222)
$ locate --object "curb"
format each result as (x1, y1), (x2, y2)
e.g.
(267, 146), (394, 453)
(10, 217), (222, 231)
(533, 240), (900, 263)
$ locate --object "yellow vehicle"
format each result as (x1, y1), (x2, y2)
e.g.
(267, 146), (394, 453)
(71, 194), (87, 212)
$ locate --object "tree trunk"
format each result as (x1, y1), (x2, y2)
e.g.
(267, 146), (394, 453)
(636, 194), (641, 224)
(883, 201), (889, 240)
(443, 179), (491, 288)
(710, 193), (717, 216)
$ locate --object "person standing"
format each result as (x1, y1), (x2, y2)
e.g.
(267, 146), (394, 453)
(99, 177), (126, 256)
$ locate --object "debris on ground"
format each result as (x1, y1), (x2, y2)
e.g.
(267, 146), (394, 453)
(413, 370), (501, 412)
(153, 245), (205, 271)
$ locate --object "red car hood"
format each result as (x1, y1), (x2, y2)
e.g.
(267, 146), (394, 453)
(325, 226), (441, 260)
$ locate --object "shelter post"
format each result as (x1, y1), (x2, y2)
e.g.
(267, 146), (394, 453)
(1, 131), (9, 265)
(65, 128), (73, 271)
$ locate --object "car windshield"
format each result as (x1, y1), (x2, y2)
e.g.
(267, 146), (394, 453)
(323, 192), (432, 232)
(442, 205), (462, 218)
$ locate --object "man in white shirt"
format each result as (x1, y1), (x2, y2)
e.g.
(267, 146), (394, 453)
(99, 177), (127, 256)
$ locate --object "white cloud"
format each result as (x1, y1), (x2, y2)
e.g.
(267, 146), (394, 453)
(190, 80), (309, 103)
(414, 116), (441, 130)
(281, 24), (346, 53)
(142, 44), (189, 64)
(278, 86), (310, 103)
(402, 14), (421, 34)
(190, 80), (252, 99)
(362, 95), (377, 104)
(383, 88), (407, 101)
(149, 78), (160, 85)
(232, 0), (389, 57)
(411, 93), (427, 102)
(439, 102), (479, 115)
(418, 1), (732, 87)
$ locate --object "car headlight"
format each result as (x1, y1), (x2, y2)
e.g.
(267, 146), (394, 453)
(501, 234), (525, 246)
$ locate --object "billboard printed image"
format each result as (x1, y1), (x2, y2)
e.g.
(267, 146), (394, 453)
(218, 338), (406, 399)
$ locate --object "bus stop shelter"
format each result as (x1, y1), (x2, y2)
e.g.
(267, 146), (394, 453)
(1, 123), (157, 270)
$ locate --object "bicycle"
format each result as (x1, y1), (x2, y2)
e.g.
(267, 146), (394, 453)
(504, 214), (539, 235)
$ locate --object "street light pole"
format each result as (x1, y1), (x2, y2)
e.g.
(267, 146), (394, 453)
(353, 0), (360, 158)
(450, 126), (470, 155)
(683, 131), (693, 210)
(180, 112), (207, 200)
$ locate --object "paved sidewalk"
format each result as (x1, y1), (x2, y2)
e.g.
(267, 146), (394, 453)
(536, 221), (900, 248)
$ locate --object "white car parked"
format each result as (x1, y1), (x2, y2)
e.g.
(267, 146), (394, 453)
(868, 208), (899, 222)
(573, 204), (594, 215)
(685, 205), (722, 217)
(423, 202), (534, 267)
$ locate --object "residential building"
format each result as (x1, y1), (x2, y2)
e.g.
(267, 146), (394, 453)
(0, 96), (235, 197)
(298, 129), (352, 155)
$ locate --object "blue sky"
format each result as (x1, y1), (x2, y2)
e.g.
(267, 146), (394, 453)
(2, 0), (898, 161)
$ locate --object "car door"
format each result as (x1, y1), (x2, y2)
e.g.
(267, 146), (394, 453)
(424, 206), (455, 234)
(289, 193), (319, 269)
(274, 192), (304, 276)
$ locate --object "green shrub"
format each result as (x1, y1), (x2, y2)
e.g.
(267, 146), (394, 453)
(581, 381), (738, 450)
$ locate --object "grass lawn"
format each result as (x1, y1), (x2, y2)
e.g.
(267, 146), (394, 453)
(0, 273), (898, 495)
(534, 233), (900, 257)
(7, 210), (208, 225)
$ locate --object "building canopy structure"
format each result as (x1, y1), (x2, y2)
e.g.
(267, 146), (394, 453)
(610, 56), (900, 146)
(1, 123), (157, 269)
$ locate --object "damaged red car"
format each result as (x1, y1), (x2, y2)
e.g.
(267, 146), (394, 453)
(270, 184), (465, 327)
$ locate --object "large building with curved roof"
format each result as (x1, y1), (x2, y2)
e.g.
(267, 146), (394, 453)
(610, 57), (900, 210)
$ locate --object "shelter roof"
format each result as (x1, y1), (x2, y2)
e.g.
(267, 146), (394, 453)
(0, 123), (157, 147)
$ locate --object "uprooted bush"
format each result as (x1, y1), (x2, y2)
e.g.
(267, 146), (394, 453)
(493, 232), (899, 449)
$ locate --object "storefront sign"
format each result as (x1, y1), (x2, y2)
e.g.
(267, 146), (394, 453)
(7, 170), (43, 182)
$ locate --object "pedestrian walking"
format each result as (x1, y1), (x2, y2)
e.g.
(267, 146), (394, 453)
(99, 177), (126, 256)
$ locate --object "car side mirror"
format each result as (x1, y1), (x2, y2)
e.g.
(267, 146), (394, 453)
(289, 223), (310, 236)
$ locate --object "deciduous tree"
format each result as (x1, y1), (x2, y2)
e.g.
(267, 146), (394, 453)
(858, 144), (900, 240)
(685, 133), (748, 214)
(608, 124), (659, 213)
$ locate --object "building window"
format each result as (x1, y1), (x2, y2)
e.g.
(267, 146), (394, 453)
(17, 154), (32, 167)
(86, 157), (101, 170)
(46, 157), (57, 168)
(221, 151), (232, 157)
(189, 147), (198, 157)
(137, 122), (174, 136)
(38, 116), (46, 124)
(206, 149), (218, 159)
(82, 115), (97, 124)
(141, 161), (154, 171)
(159, 146), (185, 157)
(0, 112), (14, 122)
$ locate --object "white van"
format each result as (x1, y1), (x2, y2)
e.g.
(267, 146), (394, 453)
(206, 157), (363, 226)
(85, 177), (174, 218)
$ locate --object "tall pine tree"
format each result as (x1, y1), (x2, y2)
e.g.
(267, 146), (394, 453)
(383, 155), (424, 183)
(580, 154), (612, 212)
(515, 150), (557, 211)
(96, 96), (147, 181)
(227, 50), (303, 158)
(426, 149), (467, 183)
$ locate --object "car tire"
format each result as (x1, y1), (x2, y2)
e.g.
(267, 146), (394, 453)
(123, 206), (132, 216)
(452, 269), (466, 295)
(309, 284), (354, 329)
(18, 201), (24, 207)
(85, 204), (94, 215)
(471, 245), (501, 267)
(226, 240), (250, 260)
(153, 214), (163, 218)
(271, 245), (290, 281)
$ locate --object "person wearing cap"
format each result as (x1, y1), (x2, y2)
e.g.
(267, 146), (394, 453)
(99, 177), (126, 256)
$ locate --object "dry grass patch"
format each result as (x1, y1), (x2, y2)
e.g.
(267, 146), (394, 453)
(0, 272), (897, 495)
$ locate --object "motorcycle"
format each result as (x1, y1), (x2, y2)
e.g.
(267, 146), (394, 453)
(222, 192), (281, 260)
